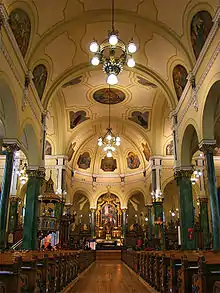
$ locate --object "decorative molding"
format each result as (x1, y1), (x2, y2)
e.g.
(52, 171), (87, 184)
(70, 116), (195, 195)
(199, 139), (216, 154)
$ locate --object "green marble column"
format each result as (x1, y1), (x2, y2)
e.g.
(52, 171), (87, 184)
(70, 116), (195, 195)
(146, 204), (153, 247)
(175, 169), (196, 250)
(122, 209), (127, 239)
(0, 144), (19, 249)
(8, 197), (19, 233)
(199, 198), (210, 249)
(200, 143), (220, 250)
(90, 208), (96, 238)
(153, 199), (164, 249)
(22, 168), (45, 250)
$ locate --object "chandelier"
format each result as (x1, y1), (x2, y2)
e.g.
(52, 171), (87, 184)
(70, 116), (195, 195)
(17, 163), (28, 185)
(89, 0), (137, 85)
(97, 87), (120, 157)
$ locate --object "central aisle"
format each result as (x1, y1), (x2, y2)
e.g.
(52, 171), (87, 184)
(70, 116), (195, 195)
(70, 261), (154, 293)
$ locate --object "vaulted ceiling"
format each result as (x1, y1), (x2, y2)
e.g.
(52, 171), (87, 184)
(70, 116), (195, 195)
(4, 0), (217, 176)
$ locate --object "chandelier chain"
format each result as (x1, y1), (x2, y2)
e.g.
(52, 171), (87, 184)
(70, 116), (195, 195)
(112, 0), (115, 31)
(108, 86), (111, 129)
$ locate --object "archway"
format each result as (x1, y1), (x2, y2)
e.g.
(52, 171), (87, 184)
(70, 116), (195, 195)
(181, 123), (199, 166)
(202, 80), (220, 140)
(20, 122), (41, 166)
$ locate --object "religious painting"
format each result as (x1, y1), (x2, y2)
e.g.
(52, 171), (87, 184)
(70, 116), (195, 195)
(172, 65), (188, 101)
(137, 76), (157, 88)
(62, 76), (82, 88)
(77, 152), (91, 169)
(214, 147), (220, 156)
(9, 9), (31, 57)
(191, 11), (212, 59)
(45, 140), (52, 155)
(67, 142), (76, 161)
(166, 140), (174, 155)
(101, 156), (117, 172)
(129, 111), (149, 129)
(142, 142), (151, 161)
(69, 111), (89, 129)
(93, 88), (125, 104)
(101, 203), (117, 225)
(32, 64), (48, 100)
(127, 152), (140, 169)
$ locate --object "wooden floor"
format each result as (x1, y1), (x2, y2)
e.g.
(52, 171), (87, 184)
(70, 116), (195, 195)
(70, 261), (154, 293)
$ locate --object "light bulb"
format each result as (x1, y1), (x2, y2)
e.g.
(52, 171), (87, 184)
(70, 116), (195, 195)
(91, 56), (100, 66)
(116, 141), (120, 146)
(127, 42), (137, 53)
(116, 136), (120, 142)
(109, 34), (118, 46)
(98, 140), (103, 146)
(106, 134), (112, 141)
(89, 41), (99, 53)
(106, 73), (118, 85)
(107, 150), (113, 157)
(127, 57), (135, 68)
(145, 217), (148, 222)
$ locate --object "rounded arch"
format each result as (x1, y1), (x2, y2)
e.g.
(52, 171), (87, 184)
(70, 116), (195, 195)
(0, 76), (19, 138)
(94, 191), (124, 209)
(126, 188), (147, 205)
(202, 80), (220, 140)
(19, 120), (41, 166)
(71, 189), (91, 206)
(180, 122), (199, 166)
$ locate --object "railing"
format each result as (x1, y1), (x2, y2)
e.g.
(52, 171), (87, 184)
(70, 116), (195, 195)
(0, 250), (95, 292)
(10, 239), (22, 250)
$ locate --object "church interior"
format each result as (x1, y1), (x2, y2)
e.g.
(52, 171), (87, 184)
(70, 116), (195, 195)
(0, 0), (220, 292)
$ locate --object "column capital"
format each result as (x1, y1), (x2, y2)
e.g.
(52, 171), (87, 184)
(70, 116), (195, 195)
(152, 197), (164, 203)
(174, 166), (193, 179)
(199, 139), (216, 154)
(90, 208), (96, 213)
(27, 167), (45, 179)
(199, 197), (208, 204)
(121, 208), (127, 212)
(2, 143), (20, 153)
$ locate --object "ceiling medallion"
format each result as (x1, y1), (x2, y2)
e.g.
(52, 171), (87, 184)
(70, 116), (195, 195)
(89, 0), (137, 85)
(93, 87), (125, 104)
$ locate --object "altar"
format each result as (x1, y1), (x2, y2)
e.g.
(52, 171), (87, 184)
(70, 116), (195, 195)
(95, 192), (122, 241)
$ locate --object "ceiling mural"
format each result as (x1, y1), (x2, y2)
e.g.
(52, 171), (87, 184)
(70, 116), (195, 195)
(45, 140), (52, 155)
(32, 64), (48, 100)
(129, 111), (149, 129)
(142, 143), (151, 161)
(77, 152), (91, 170)
(166, 140), (174, 155)
(67, 142), (76, 162)
(62, 76), (83, 88)
(172, 65), (188, 101)
(9, 8), (31, 57)
(69, 111), (89, 129)
(93, 88), (126, 104)
(190, 10), (213, 59)
(136, 76), (157, 88)
(101, 156), (117, 172)
(127, 152), (140, 169)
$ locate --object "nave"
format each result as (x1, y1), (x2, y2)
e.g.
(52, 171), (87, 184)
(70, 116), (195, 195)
(69, 261), (152, 293)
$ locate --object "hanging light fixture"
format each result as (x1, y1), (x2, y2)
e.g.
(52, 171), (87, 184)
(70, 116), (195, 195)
(97, 86), (120, 157)
(190, 169), (202, 185)
(89, 0), (137, 85)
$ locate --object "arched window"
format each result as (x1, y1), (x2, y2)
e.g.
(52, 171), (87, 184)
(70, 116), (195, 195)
(32, 64), (48, 100)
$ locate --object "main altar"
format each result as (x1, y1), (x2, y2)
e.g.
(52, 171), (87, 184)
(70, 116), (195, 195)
(95, 192), (122, 243)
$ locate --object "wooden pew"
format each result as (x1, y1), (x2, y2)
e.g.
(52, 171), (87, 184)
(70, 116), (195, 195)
(192, 253), (220, 293)
(0, 253), (22, 293)
(213, 281), (220, 293)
